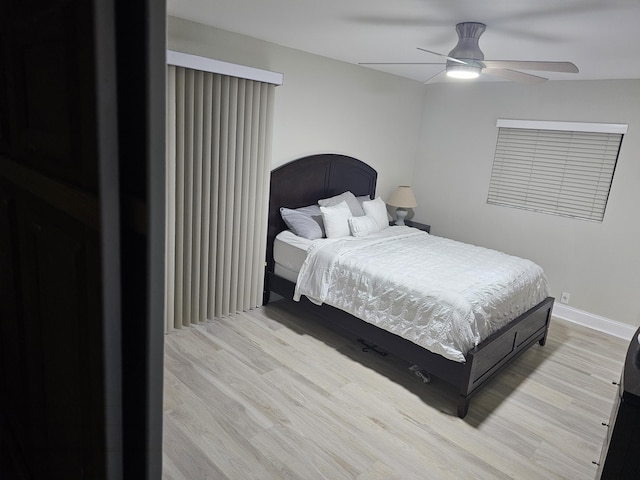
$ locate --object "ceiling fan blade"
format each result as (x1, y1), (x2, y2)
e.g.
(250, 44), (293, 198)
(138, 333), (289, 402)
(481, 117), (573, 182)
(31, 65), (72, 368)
(483, 68), (548, 84)
(423, 69), (446, 84)
(358, 62), (445, 66)
(417, 47), (468, 65)
(482, 60), (579, 73)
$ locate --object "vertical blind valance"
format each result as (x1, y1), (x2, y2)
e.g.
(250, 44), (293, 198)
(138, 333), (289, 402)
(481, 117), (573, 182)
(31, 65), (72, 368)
(165, 65), (275, 332)
(167, 50), (284, 86)
(487, 121), (626, 222)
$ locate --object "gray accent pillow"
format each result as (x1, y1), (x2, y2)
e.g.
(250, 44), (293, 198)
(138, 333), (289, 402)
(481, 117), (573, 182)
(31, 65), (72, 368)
(280, 205), (325, 239)
(318, 191), (365, 217)
(356, 195), (371, 208)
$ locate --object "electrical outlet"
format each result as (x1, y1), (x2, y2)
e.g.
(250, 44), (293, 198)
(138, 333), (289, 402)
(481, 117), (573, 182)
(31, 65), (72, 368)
(560, 292), (570, 304)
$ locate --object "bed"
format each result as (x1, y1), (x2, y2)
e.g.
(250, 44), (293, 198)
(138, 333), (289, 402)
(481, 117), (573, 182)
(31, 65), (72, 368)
(264, 153), (554, 418)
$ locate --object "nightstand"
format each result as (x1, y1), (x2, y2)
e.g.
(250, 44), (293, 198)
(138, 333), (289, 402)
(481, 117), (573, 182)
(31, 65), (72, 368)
(404, 219), (431, 233)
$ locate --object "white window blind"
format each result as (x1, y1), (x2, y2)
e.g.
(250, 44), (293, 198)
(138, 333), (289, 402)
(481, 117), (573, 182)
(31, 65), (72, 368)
(487, 120), (627, 222)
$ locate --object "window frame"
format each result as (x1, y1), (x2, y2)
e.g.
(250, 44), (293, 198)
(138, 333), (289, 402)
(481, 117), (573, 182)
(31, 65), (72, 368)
(487, 119), (627, 222)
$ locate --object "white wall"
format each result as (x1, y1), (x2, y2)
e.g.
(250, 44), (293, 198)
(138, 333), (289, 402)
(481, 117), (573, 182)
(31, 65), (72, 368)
(415, 80), (640, 328)
(168, 16), (425, 200)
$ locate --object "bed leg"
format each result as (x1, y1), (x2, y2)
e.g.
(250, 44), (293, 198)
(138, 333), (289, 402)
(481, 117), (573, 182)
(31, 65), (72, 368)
(457, 396), (470, 419)
(538, 324), (550, 346)
(538, 305), (552, 346)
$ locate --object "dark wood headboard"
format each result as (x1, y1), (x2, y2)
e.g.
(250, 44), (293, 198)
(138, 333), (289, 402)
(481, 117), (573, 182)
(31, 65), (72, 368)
(265, 154), (377, 298)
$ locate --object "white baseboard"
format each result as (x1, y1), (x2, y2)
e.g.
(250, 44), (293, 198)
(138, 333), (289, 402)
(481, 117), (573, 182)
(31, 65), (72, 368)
(552, 303), (637, 341)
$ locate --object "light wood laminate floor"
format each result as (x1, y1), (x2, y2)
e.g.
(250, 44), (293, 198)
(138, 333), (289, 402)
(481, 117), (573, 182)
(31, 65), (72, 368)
(163, 300), (628, 480)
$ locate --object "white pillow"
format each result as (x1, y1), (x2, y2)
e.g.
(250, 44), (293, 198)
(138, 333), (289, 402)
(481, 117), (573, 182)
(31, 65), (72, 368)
(362, 196), (389, 232)
(348, 215), (379, 237)
(320, 201), (353, 238)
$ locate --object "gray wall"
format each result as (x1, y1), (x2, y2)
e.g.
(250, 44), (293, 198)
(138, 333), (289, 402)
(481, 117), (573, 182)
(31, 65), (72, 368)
(169, 16), (640, 329)
(415, 80), (640, 327)
(168, 16), (425, 201)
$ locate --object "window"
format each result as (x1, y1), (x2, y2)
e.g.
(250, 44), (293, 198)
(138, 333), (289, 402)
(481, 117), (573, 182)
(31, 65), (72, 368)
(487, 119), (627, 222)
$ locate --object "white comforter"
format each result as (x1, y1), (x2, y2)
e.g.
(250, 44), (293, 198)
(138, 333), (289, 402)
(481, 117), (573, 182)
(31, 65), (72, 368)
(293, 226), (549, 363)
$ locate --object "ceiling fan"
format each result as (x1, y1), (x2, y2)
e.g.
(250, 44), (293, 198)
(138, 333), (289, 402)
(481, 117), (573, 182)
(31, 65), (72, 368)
(360, 22), (579, 84)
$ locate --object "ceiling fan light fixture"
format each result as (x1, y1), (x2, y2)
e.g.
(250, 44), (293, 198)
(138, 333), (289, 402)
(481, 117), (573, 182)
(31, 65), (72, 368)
(446, 64), (481, 79)
(362, 21), (578, 84)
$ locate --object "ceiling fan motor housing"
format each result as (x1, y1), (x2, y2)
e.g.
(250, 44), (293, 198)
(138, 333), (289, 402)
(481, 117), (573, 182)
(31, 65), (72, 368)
(447, 22), (486, 76)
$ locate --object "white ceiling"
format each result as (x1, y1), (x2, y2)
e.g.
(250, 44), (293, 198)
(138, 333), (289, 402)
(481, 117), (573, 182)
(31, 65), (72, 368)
(167, 0), (640, 84)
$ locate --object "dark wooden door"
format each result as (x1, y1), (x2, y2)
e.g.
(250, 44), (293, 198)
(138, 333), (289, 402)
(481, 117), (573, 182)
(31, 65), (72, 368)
(0, 1), (165, 478)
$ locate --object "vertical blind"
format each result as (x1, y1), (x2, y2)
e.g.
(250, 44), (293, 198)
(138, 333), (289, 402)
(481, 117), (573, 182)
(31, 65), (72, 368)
(165, 64), (275, 332)
(487, 120), (626, 222)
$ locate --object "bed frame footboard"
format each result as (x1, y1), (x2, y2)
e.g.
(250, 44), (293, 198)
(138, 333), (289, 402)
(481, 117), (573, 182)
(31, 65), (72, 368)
(457, 296), (554, 417)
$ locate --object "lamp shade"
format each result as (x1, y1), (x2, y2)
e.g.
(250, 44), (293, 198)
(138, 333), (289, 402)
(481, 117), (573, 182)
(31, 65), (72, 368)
(387, 186), (417, 208)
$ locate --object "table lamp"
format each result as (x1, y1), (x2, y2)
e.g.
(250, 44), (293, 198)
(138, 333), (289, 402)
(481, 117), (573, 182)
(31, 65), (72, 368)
(388, 186), (417, 226)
